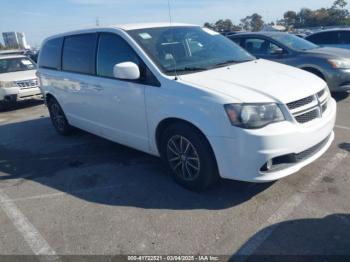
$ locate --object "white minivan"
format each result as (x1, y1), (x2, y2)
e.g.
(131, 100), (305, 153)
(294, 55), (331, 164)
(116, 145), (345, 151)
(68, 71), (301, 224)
(37, 23), (336, 191)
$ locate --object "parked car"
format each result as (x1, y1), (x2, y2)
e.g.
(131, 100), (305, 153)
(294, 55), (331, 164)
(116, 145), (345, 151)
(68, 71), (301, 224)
(0, 55), (42, 110)
(0, 50), (25, 56)
(229, 32), (350, 92)
(306, 28), (350, 49)
(24, 50), (39, 63)
(292, 33), (307, 38)
(37, 23), (336, 191)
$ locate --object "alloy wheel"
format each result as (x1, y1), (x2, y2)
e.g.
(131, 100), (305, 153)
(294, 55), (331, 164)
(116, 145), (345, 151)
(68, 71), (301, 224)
(166, 135), (201, 181)
(50, 103), (65, 132)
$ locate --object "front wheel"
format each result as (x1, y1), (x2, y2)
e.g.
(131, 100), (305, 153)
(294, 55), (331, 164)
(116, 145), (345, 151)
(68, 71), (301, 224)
(47, 98), (72, 136)
(161, 123), (219, 191)
(0, 101), (8, 112)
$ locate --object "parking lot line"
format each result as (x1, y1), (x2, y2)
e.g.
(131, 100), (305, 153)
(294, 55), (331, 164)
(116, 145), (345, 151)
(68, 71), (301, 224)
(0, 184), (120, 203)
(235, 151), (349, 259)
(0, 189), (61, 262)
(335, 125), (350, 131)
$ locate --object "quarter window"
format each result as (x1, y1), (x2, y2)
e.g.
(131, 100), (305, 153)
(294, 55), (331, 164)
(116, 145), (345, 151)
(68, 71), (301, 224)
(62, 34), (97, 74)
(97, 33), (140, 78)
(39, 37), (63, 70)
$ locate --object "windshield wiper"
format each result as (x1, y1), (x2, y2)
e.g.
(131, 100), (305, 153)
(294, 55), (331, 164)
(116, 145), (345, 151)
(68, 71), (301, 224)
(166, 67), (209, 73)
(213, 59), (253, 68)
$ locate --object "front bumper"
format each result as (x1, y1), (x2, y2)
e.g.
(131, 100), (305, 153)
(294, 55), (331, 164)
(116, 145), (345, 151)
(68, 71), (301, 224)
(0, 86), (42, 102)
(209, 98), (337, 182)
(327, 68), (350, 92)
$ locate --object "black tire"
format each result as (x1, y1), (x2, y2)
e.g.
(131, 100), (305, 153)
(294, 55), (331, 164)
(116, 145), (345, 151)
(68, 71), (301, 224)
(160, 122), (219, 191)
(0, 101), (8, 112)
(47, 97), (72, 136)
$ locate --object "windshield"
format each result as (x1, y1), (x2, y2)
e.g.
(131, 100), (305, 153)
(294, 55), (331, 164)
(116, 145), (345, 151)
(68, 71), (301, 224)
(270, 34), (319, 51)
(0, 57), (36, 74)
(128, 26), (255, 75)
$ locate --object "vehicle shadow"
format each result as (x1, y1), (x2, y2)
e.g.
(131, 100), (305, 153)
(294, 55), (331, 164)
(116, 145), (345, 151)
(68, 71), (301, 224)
(233, 214), (350, 261)
(339, 143), (350, 153)
(332, 91), (349, 102)
(0, 117), (272, 210)
(0, 99), (44, 112)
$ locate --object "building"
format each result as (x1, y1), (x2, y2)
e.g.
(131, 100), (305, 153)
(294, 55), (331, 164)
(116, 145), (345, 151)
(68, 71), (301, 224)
(2, 32), (30, 49)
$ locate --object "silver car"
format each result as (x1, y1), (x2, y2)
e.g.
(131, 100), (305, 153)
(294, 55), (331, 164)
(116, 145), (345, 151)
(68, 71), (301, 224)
(230, 32), (350, 92)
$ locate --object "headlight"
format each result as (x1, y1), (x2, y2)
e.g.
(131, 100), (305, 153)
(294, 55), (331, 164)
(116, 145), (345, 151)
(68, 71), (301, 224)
(0, 81), (17, 88)
(327, 59), (350, 69)
(224, 103), (285, 129)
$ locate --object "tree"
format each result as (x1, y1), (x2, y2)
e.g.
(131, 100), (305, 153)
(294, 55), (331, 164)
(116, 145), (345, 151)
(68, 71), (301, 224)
(293, 0), (350, 28)
(203, 19), (241, 32)
(333, 0), (347, 9)
(203, 22), (215, 30)
(251, 13), (264, 31)
(214, 19), (236, 32)
(284, 11), (297, 27)
(240, 13), (264, 31)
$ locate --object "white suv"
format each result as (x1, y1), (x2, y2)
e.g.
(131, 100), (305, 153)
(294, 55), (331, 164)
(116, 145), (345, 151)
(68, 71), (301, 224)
(0, 55), (41, 110)
(37, 23), (336, 191)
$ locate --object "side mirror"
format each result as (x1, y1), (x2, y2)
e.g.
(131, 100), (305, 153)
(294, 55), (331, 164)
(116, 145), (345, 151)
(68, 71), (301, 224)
(113, 62), (140, 80)
(270, 48), (284, 55)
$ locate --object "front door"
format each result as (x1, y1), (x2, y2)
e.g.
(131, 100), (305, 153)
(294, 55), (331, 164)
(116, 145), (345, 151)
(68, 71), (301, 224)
(93, 32), (150, 152)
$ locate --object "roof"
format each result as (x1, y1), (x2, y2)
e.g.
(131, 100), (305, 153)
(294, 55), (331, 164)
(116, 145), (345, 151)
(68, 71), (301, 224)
(42, 22), (199, 44)
(231, 31), (289, 37)
(0, 55), (26, 60)
(308, 27), (350, 35)
(110, 22), (197, 30)
(0, 50), (24, 55)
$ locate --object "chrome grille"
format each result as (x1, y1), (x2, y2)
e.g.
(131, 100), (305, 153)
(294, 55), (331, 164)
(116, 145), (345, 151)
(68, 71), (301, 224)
(287, 95), (314, 110)
(295, 134), (330, 161)
(16, 79), (39, 89)
(317, 89), (325, 98)
(295, 109), (319, 124)
(287, 88), (329, 124)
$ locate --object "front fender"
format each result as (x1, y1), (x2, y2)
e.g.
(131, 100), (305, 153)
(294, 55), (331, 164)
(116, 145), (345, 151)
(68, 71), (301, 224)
(147, 101), (231, 155)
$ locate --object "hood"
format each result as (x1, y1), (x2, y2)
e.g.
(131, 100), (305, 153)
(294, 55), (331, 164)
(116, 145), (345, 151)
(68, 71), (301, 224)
(179, 59), (326, 104)
(304, 47), (350, 59)
(0, 70), (37, 82)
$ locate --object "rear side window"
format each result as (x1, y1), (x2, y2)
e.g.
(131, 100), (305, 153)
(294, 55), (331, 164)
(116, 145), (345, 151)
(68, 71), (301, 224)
(97, 33), (140, 78)
(339, 31), (350, 44)
(307, 32), (339, 45)
(39, 37), (63, 70)
(62, 34), (97, 74)
(230, 37), (241, 46)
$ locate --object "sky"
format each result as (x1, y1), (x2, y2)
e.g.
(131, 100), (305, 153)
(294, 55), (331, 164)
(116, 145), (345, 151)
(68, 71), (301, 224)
(0, 0), (338, 47)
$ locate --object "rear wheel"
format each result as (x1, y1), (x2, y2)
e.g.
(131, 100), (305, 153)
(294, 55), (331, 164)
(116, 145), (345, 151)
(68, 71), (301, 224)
(47, 97), (72, 136)
(160, 122), (219, 191)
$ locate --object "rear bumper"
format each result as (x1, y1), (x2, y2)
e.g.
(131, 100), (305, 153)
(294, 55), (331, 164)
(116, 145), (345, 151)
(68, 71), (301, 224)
(208, 98), (337, 182)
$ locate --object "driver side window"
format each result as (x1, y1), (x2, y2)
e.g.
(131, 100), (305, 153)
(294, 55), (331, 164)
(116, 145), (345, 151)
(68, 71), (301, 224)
(97, 33), (140, 78)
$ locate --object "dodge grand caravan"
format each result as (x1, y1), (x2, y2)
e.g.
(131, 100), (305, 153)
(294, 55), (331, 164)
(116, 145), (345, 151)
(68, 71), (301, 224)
(37, 23), (336, 191)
